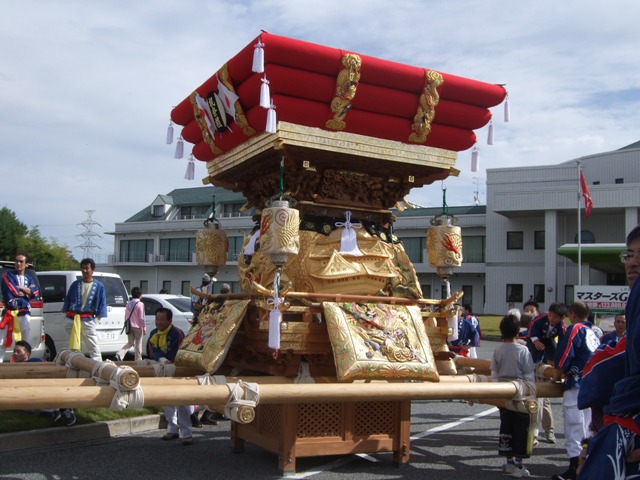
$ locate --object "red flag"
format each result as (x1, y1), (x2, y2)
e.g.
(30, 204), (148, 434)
(580, 170), (593, 218)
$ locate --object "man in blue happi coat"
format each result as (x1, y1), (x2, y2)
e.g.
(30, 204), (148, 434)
(578, 225), (640, 479)
(62, 258), (107, 361)
(0, 253), (39, 362)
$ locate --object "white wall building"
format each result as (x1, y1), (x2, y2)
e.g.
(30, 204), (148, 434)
(105, 142), (640, 315)
(484, 141), (639, 313)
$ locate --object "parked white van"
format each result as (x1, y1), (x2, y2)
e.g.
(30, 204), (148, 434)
(38, 271), (129, 360)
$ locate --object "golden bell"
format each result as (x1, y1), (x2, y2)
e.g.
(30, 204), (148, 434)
(196, 227), (229, 267)
(427, 220), (463, 279)
(260, 200), (300, 266)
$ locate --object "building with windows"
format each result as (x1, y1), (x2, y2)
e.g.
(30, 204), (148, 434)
(106, 142), (639, 314)
(484, 141), (639, 313)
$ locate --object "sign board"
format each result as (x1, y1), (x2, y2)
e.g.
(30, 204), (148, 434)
(574, 285), (629, 313)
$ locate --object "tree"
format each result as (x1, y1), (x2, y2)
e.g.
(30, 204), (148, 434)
(0, 206), (28, 260)
(0, 207), (78, 270)
(17, 227), (79, 271)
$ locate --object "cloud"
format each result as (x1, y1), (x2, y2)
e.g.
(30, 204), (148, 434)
(1, 0), (638, 257)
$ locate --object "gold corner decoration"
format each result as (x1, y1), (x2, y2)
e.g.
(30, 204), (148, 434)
(409, 70), (443, 143)
(326, 53), (361, 131)
(219, 64), (256, 137)
(190, 91), (224, 156)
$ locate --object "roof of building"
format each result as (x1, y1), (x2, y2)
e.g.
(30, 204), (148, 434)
(619, 140), (640, 150)
(395, 205), (486, 217)
(123, 183), (485, 223)
(124, 186), (247, 222)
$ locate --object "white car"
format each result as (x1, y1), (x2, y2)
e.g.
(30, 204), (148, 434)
(140, 294), (194, 358)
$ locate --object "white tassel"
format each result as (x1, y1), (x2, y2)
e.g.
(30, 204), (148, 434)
(447, 311), (459, 343)
(504, 94), (510, 122)
(487, 120), (494, 145)
(471, 146), (479, 172)
(266, 99), (276, 134)
(336, 211), (363, 256)
(166, 121), (174, 144)
(184, 155), (195, 180)
(268, 274), (282, 350)
(260, 76), (270, 109)
(174, 136), (184, 159)
(252, 41), (264, 73)
(268, 308), (281, 350)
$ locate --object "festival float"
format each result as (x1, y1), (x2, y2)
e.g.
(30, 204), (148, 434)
(0, 32), (562, 475)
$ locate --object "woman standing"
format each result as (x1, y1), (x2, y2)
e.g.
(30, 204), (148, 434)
(116, 287), (146, 361)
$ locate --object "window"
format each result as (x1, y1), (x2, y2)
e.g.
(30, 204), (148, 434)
(123, 279), (131, 293)
(162, 281), (172, 293)
(228, 236), (246, 261)
(153, 205), (165, 217)
(402, 237), (424, 264)
(181, 281), (191, 296)
(534, 231), (545, 250)
(119, 239), (153, 262)
(506, 284), (523, 303)
(462, 236), (485, 263)
(222, 202), (246, 217)
(533, 284), (545, 303)
(160, 238), (196, 262)
(180, 206), (192, 218)
(615, 178), (624, 184)
(178, 205), (209, 219)
(462, 285), (473, 306)
(39, 275), (67, 303)
(142, 297), (162, 316)
(421, 285), (432, 298)
(507, 231), (523, 250)
(139, 280), (148, 294)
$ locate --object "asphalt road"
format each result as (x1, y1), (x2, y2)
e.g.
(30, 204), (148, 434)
(0, 341), (570, 479)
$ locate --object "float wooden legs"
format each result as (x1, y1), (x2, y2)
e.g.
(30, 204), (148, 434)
(232, 400), (411, 475)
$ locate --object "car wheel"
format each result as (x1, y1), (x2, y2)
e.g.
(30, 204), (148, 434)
(44, 336), (57, 362)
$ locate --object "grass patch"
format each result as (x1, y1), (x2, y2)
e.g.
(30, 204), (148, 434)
(478, 315), (502, 338)
(0, 407), (160, 434)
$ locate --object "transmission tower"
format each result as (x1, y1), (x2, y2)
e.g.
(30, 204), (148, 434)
(472, 177), (482, 206)
(76, 210), (103, 259)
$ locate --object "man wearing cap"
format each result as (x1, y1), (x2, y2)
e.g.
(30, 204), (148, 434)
(191, 273), (215, 322)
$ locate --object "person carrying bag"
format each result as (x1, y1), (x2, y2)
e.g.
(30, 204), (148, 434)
(116, 287), (146, 361)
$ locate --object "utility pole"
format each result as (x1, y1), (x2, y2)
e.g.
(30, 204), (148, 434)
(76, 210), (102, 259)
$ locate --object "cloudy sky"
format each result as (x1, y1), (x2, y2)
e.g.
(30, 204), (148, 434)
(1, 0), (638, 259)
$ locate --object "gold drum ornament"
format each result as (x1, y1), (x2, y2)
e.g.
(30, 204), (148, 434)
(427, 225), (463, 270)
(260, 200), (300, 266)
(196, 228), (229, 267)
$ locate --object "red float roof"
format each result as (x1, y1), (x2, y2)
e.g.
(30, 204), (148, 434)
(170, 32), (507, 162)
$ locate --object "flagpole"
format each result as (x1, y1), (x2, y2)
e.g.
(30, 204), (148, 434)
(577, 161), (582, 286)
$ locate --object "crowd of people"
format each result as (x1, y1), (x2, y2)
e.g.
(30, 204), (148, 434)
(483, 225), (639, 479)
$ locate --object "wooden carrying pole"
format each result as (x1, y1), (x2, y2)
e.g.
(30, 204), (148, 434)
(57, 351), (140, 389)
(0, 363), (203, 379)
(454, 356), (560, 380)
(0, 375), (560, 393)
(0, 380), (562, 410)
